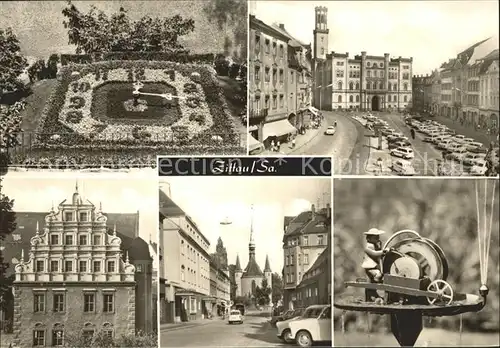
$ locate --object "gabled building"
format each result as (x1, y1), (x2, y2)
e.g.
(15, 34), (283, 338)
(9, 184), (154, 347)
(412, 74), (433, 113)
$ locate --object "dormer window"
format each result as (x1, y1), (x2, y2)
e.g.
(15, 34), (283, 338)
(79, 235), (88, 246)
(50, 234), (59, 245)
(79, 212), (88, 222)
(64, 212), (73, 221)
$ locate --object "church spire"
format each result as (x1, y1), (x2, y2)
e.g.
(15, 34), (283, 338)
(235, 254), (242, 272)
(249, 205), (256, 259)
(264, 254), (271, 273)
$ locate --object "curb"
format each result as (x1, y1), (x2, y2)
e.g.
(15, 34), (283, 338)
(287, 120), (330, 155)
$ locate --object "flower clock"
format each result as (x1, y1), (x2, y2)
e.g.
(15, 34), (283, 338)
(35, 60), (240, 153)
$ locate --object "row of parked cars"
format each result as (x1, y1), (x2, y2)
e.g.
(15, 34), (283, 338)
(270, 304), (331, 347)
(408, 119), (494, 176)
(362, 113), (418, 175)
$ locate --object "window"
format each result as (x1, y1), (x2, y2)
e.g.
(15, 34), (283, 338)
(103, 329), (113, 339)
(107, 261), (115, 273)
(349, 95), (353, 102)
(84, 293), (95, 312)
(136, 264), (143, 273)
(181, 267), (185, 281)
(337, 81), (342, 90)
(379, 82), (384, 89)
(388, 83), (391, 90)
(321, 48), (324, 55)
(338, 95), (342, 103)
(349, 82), (353, 90)
(272, 68), (277, 84)
(52, 330), (64, 346)
(279, 95), (284, 108)
(279, 45), (284, 57)
(50, 234), (59, 245)
(380, 71), (384, 78)
(103, 294), (114, 313)
(64, 212), (73, 221)
(265, 39), (270, 54)
(254, 66), (260, 81)
(264, 95), (269, 108)
(79, 235), (88, 245)
(93, 261), (101, 273)
(82, 330), (94, 345)
(404, 95), (408, 102)
(79, 212), (88, 221)
(279, 69), (284, 83)
(355, 82), (359, 90)
(404, 83), (408, 91)
(79, 260), (87, 273)
(356, 95), (360, 102)
(318, 235), (324, 245)
(53, 293), (65, 312)
(367, 62), (371, 67)
(388, 95), (392, 102)
(64, 260), (73, 272)
(33, 330), (45, 346)
(373, 82), (377, 90)
(393, 84), (397, 91)
(36, 260), (44, 272)
(304, 254), (309, 264)
(50, 260), (59, 272)
(93, 235), (101, 246)
(366, 82), (371, 90)
(285, 255), (289, 266)
(367, 71), (371, 78)
(264, 67), (270, 82)
(290, 71), (294, 83)
(393, 95), (398, 102)
(34, 293), (45, 312)
(64, 235), (73, 245)
(303, 236), (308, 246)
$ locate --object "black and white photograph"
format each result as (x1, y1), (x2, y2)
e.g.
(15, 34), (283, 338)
(0, 173), (158, 347)
(158, 176), (332, 347)
(247, 1), (499, 177)
(0, 0), (247, 172)
(333, 178), (499, 347)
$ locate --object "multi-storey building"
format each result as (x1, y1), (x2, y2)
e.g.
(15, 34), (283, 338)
(312, 7), (413, 112)
(412, 74), (433, 113)
(10, 185), (150, 347)
(208, 257), (231, 315)
(430, 69), (441, 115)
(282, 203), (331, 310)
(159, 189), (211, 323)
(478, 49), (499, 131)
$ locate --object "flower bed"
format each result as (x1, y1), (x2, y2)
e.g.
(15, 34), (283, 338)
(35, 60), (242, 151)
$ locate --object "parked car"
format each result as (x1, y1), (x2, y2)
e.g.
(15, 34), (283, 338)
(465, 142), (484, 151)
(448, 147), (469, 162)
(270, 309), (294, 327)
(324, 126), (336, 135)
(289, 305), (332, 347)
(391, 146), (415, 159)
(463, 153), (486, 166)
(392, 159), (417, 176)
(470, 160), (488, 176)
(388, 140), (411, 150)
(228, 310), (243, 324)
(276, 308), (306, 343)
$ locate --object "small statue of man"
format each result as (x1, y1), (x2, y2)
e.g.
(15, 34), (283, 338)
(362, 228), (387, 302)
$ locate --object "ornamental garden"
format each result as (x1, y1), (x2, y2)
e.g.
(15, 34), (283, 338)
(34, 59), (243, 156)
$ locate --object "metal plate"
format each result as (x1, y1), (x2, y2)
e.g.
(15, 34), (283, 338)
(389, 257), (421, 279)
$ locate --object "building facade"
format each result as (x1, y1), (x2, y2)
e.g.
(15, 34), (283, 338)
(208, 257), (231, 316)
(11, 186), (137, 347)
(412, 74), (433, 113)
(282, 203), (331, 310)
(478, 50), (499, 131)
(159, 190), (211, 323)
(312, 7), (413, 112)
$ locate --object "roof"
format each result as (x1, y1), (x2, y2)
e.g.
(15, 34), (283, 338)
(242, 257), (264, 278)
(4, 211), (140, 275)
(249, 15), (290, 42)
(458, 37), (494, 64)
(287, 208), (330, 237)
(235, 254), (242, 271)
(283, 216), (294, 230)
(271, 23), (306, 47)
(263, 255), (271, 272)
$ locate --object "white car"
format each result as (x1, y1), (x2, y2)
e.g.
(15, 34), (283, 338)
(448, 148), (469, 162)
(392, 159), (417, 176)
(324, 126), (336, 135)
(228, 310), (243, 324)
(391, 146), (415, 159)
(289, 305), (332, 347)
(463, 153), (486, 166)
(276, 309), (305, 343)
(470, 160), (487, 176)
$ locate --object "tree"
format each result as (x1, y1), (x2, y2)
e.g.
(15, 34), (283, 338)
(271, 272), (283, 306)
(0, 27), (28, 94)
(254, 278), (272, 306)
(203, 0), (247, 61)
(0, 177), (17, 315)
(228, 264), (237, 300)
(62, 1), (195, 54)
(46, 54), (60, 79)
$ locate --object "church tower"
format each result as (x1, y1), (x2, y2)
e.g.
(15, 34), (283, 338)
(264, 255), (272, 303)
(235, 254), (242, 297)
(313, 6), (329, 60)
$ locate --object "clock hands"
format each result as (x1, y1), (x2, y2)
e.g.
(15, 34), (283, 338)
(132, 81), (187, 101)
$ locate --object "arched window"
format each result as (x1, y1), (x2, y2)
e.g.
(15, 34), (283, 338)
(404, 95), (408, 102)
(338, 95), (342, 103)
(388, 95), (391, 102)
(393, 95), (397, 102)
(355, 82), (360, 90)
(388, 83), (391, 90)
(349, 95), (353, 102)
(393, 84), (397, 91)
(379, 82), (383, 90)
(356, 95), (360, 102)
(251, 280), (257, 295)
(338, 81), (343, 90)
(404, 83), (408, 91)
(366, 82), (371, 90)
(349, 82), (353, 90)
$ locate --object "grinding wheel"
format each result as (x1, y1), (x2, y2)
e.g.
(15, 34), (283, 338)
(389, 256), (421, 279)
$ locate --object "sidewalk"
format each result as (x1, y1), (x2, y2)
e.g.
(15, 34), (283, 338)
(365, 137), (393, 175)
(260, 122), (328, 155)
(160, 318), (215, 332)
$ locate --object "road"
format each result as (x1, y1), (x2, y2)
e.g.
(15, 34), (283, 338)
(293, 111), (360, 174)
(160, 315), (291, 347)
(376, 112), (442, 176)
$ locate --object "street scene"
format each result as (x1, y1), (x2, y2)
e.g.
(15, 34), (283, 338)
(0, 173), (159, 348)
(333, 179), (499, 346)
(248, 1), (499, 176)
(158, 177), (332, 347)
(0, 0), (247, 171)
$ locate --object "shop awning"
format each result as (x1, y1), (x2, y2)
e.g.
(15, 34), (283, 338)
(262, 119), (297, 140)
(248, 134), (264, 152)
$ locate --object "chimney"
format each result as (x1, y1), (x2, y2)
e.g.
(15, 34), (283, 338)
(279, 23), (285, 30)
(311, 204), (316, 219)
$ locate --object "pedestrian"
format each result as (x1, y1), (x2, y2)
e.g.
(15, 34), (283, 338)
(376, 157), (383, 175)
(334, 121), (338, 128)
(277, 140), (281, 152)
(270, 139), (275, 152)
(292, 137), (296, 148)
(411, 128), (415, 140)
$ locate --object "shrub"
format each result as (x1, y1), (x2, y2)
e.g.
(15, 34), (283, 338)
(63, 331), (157, 348)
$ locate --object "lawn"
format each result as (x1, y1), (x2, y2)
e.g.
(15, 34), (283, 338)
(334, 328), (500, 346)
